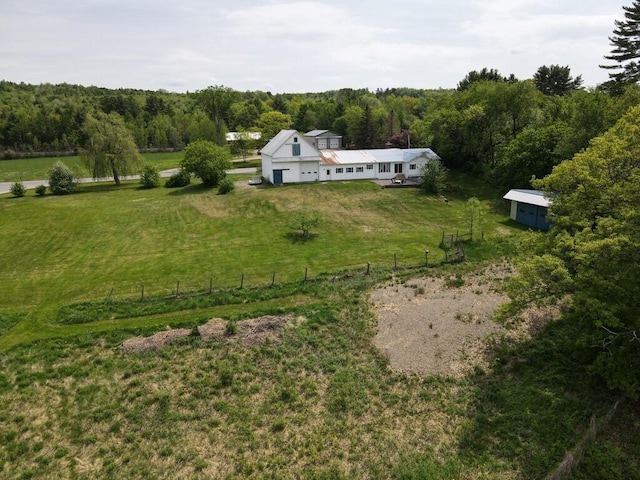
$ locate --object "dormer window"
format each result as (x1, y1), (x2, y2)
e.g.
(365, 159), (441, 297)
(293, 137), (298, 142)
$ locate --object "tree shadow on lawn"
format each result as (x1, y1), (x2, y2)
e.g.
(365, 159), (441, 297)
(454, 316), (614, 478)
(166, 183), (214, 196)
(283, 231), (319, 244)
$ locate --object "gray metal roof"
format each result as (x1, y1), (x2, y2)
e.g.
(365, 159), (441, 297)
(503, 189), (551, 207)
(305, 130), (342, 139)
(320, 148), (440, 165)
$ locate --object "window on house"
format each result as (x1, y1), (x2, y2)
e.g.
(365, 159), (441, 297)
(335, 167), (344, 173)
(366, 164), (374, 170)
(346, 167), (354, 173)
(379, 163), (391, 173)
(410, 164), (417, 170)
(294, 137), (298, 142)
(356, 166), (364, 173)
(292, 143), (301, 156)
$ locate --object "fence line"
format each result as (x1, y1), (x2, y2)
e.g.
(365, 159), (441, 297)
(101, 246), (483, 305)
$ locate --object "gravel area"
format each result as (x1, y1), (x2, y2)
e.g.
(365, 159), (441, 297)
(372, 265), (513, 377)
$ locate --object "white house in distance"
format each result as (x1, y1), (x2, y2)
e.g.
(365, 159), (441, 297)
(260, 129), (441, 185)
(503, 189), (552, 230)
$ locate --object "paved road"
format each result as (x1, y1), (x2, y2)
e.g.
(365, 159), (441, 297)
(0, 167), (258, 195)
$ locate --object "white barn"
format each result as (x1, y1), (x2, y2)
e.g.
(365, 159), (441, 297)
(261, 129), (441, 185)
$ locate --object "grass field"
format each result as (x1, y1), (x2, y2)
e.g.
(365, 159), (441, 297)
(0, 172), (637, 479)
(0, 172), (515, 348)
(0, 152), (185, 182)
(0, 151), (259, 183)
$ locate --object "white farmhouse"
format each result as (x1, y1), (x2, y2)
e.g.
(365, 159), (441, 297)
(261, 129), (441, 185)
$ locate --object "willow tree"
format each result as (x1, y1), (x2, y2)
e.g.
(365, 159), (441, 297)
(81, 111), (142, 185)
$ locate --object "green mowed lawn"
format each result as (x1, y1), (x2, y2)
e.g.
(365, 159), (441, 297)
(0, 174), (516, 348)
(0, 152), (184, 182)
(0, 151), (259, 182)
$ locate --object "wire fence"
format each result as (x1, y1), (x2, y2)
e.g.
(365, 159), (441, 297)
(97, 247), (470, 306)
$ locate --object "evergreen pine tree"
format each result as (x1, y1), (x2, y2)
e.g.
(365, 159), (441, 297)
(601, 1), (640, 87)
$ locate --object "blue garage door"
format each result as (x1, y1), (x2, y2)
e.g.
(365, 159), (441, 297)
(516, 203), (550, 230)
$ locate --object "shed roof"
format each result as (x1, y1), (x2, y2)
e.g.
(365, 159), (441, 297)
(503, 189), (551, 208)
(305, 129), (341, 138)
(320, 148), (440, 165)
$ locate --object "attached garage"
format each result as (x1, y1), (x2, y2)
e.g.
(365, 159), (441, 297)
(503, 189), (552, 230)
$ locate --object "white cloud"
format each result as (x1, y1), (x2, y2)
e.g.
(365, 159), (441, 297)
(0, 0), (624, 92)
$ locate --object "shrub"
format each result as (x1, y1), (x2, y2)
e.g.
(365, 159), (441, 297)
(181, 140), (232, 187)
(420, 159), (448, 195)
(10, 181), (26, 197)
(48, 161), (75, 195)
(217, 178), (235, 195)
(35, 185), (47, 196)
(290, 210), (321, 239)
(165, 169), (191, 188)
(139, 163), (160, 189)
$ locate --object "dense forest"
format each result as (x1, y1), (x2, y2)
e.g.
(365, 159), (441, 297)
(2, 66), (640, 190)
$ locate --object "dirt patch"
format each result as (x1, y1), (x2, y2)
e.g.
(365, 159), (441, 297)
(120, 314), (295, 353)
(372, 265), (514, 377)
(198, 314), (295, 347)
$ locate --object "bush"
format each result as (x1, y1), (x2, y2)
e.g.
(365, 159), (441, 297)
(182, 140), (232, 187)
(139, 163), (160, 189)
(35, 185), (47, 196)
(48, 161), (76, 195)
(217, 178), (235, 195)
(165, 169), (191, 188)
(420, 159), (448, 195)
(10, 181), (26, 197)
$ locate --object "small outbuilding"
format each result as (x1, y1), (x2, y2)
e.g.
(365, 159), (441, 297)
(503, 189), (552, 230)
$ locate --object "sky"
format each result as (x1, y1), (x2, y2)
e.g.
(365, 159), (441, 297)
(0, 0), (624, 94)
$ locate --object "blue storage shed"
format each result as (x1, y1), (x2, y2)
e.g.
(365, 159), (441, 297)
(503, 189), (552, 230)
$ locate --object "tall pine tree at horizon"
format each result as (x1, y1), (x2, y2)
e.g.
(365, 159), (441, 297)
(601, 1), (640, 88)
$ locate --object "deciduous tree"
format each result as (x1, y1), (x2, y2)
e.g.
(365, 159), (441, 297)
(181, 140), (231, 188)
(507, 105), (640, 397)
(195, 85), (236, 146)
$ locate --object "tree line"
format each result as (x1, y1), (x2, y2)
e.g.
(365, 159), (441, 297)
(1, 73), (638, 191)
(3, 0), (640, 193)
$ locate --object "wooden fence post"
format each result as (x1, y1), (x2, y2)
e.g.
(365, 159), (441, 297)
(240, 273), (244, 289)
(304, 267), (308, 282)
(209, 276), (213, 294)
(140, 284), (144, 301)
(425, 250), (429, 267)
(108, 288), (113, 304)
(176, 280), (180, 297)
(271, 272), (276, 287)
(394, 254), (398, 270)
(366, 262), (371, 275)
